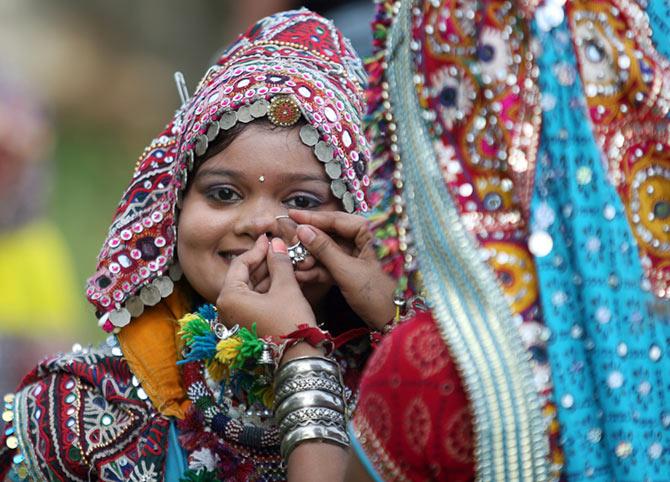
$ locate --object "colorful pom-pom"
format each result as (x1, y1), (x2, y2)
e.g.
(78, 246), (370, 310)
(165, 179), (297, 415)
(215, 336), (243, 366)
(179, 313), (211, 346)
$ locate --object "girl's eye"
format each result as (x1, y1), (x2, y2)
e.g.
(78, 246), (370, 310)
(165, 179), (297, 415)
(208, 187), (241, 203)
(286, 195), (321, 209)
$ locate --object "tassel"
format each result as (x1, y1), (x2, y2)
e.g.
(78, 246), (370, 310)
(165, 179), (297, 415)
(215, 336), (243, 366)
(206, 359), (228, 382)
(197, 304), (218, 322)
(235, 324), (264, 368)
(179, 313), (211, 346)
(177, 331), (219, 365)
(180, 468), (219, 482)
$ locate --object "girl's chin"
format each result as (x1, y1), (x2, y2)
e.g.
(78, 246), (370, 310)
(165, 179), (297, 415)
(183, 274), (227, 306)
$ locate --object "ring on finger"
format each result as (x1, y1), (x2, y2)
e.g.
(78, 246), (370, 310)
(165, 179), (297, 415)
(287, 241), (309, 265)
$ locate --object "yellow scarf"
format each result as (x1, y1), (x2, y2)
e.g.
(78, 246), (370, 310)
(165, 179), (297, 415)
(117, 283), (192, 418)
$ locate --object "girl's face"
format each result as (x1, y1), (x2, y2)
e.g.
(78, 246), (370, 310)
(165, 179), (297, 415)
(177, 122), (341, 305)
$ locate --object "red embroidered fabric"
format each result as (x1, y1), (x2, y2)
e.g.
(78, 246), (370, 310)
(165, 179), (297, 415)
(351, 309), (475, 481)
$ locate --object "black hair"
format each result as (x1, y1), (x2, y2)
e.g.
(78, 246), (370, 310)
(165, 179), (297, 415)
(195, 118), (276, 169)
(193, 117), (307, 173)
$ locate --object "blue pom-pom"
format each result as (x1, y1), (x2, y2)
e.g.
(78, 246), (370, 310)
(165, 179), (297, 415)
(176, 331), (218, 364)
(197, 304), (218, 322)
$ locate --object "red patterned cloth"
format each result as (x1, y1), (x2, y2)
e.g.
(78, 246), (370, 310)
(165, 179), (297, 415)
(351, 309), (475, 481)
(0, 345), (170, 481)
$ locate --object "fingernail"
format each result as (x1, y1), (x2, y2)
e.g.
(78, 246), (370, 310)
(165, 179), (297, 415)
(297, 225), (316, 244)
(271, 237), (288, 254)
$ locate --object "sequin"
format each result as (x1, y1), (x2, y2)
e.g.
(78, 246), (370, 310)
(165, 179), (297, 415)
(459, 183), (473, 197)
(637, 381), (651, 396)
(571, 325), (584, 339)
(607, 371), (624, 389)
(5, 436), (17, 449)
(616, 343), (628, 357)
(648, 443), (663, 459)
(528, 230), (553, 257)
(595, 306), (611, 324)
(587, 428), (602, 443)
(552, 291), (567, 307)
(561, 393), (574, 408)
(576, 166), (593, 185)
(615, 442), (633, 459)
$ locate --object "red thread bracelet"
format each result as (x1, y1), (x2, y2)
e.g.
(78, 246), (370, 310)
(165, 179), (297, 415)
(280, 324), (335, 355)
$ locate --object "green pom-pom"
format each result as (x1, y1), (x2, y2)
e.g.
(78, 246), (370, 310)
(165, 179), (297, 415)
(178, 313), (211, 346)
(233, 324), (264, 369)
(180, 468), (219, 482)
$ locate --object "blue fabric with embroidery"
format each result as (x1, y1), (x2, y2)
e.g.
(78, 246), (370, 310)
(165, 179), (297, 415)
(166, 420), (187, 481)
(530, 6), (670, 481)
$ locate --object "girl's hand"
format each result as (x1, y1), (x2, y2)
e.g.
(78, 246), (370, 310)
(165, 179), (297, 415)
(248, 245), (322, 294)
(288, 209), (397, 330)
(216, 235), (318, 337)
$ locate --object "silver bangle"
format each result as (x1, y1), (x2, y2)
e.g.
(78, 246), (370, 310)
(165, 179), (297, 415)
(276, 371), (342, 397)
(280, 424), (350, 460)
(275, 390), (345, 423)
(275, 357), (341, 388)
(275, 376), (343, 406)
(278, 407), (345, 437)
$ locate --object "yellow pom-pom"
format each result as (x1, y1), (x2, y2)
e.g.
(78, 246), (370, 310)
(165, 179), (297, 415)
(215, 336), (243, 366)
(206, 359), (229, 382)
(178, 313), (201, 328)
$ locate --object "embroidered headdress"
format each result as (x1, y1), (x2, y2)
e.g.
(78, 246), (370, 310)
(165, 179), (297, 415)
(86, 9), (370, 332)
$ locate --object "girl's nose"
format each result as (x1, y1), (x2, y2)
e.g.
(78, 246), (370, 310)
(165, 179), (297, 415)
(234, 199), (287, 239)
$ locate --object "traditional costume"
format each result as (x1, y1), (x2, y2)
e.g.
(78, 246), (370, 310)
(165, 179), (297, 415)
(0, 9), (377, 481)
(352, 0), (670, 481)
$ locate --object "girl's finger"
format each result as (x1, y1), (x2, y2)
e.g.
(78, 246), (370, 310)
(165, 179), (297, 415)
(267, 238), (301, 293)
(295, 225), (350, 281)
(294, 267), (334, 285)
(250, 260), (269, 286)
(294, 253), (317, 271)
(253, 276), (271, 294)
(224, 235), (268, 290)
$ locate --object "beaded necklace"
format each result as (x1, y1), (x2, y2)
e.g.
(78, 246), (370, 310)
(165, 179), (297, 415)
(175, 304), (369, 481)
(177, 305), (285, 481)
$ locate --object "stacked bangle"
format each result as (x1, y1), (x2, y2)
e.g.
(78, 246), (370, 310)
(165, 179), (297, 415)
(274, 356), (350, 460)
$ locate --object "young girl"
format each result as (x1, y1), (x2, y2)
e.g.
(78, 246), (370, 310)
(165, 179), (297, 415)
(0, 10), (396, 481)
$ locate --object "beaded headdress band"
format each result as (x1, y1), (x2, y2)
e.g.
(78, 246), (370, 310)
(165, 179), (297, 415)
(86, 9), (370, 332)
